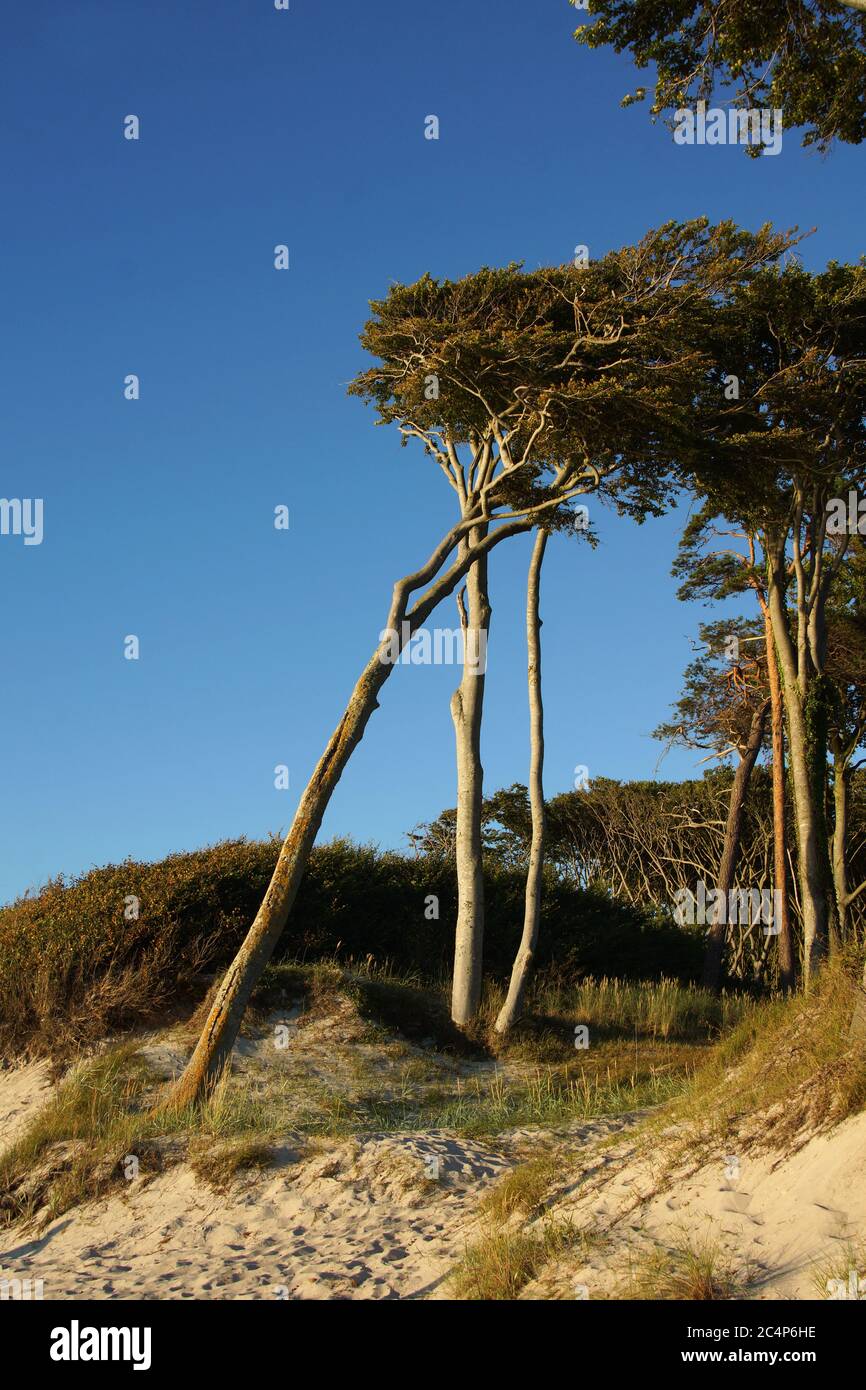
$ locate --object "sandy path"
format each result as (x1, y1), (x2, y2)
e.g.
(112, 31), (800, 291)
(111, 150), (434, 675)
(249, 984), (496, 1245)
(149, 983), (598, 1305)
(0, 1060), (52, 1150)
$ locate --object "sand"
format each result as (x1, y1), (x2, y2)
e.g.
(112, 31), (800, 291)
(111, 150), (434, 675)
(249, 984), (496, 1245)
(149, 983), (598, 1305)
(1, 1054), (863, 1300)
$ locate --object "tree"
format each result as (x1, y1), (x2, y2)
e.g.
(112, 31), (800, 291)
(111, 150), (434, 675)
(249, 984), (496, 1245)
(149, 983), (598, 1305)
(680, 261), (866, 984)
(494, 529), (549, 1033)
(168, 219), (793, 1105)
(655, 620), (770, 989)
(351, 220), (793, 1024)
(672, 517), (796, 989)
(573, 0), (866, 151)
(825, 548), (866, 939)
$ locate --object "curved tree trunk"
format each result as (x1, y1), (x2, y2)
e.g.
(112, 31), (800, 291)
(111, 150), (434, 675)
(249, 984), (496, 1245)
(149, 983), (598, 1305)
(495, 530), (548, 1034)
(701, 700), (769, 992)
(167, 515), (531, 1108)
(764, 610), (795, 992)
(450, 528), (491, 1027)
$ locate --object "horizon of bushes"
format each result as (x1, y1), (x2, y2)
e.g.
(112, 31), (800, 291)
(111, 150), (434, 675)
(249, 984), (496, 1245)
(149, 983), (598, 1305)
(0, 831), (705, 1058)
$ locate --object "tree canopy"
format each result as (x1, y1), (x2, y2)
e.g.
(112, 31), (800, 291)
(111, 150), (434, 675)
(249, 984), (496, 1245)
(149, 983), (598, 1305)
(573, 0), (866, 151)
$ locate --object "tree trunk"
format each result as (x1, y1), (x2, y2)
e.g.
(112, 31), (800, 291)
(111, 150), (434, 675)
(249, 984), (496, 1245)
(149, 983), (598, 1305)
(764, 610), (795, 992)
(767, 579), (829, 987)
(495, 531), (548, 1034)
(832, 750), (850, 942)
(701, 700), (769, 992)
(450, 527), (491, 1026)
(850, 957), (866, 1043)
(167, 515), (532, 1107)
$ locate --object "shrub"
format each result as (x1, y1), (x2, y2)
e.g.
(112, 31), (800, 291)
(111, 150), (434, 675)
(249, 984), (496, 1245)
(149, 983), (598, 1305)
(0, 836), (704, 1058)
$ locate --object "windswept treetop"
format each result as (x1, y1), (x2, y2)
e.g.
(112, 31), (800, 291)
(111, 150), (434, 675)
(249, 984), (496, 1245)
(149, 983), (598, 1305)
(677, 259), (866, 537)
(573, 0), (866, 151)
(349, 219), (795, 524)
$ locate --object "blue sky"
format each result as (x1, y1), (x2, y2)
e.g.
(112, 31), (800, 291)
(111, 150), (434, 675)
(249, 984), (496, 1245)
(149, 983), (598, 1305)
(2, 0), (863, 905)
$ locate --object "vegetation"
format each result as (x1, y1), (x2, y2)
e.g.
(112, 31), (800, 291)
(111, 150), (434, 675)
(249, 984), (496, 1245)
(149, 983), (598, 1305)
(0, 836), (706, 1061)
(618, 1234), (752, 1300)
(449, 1218), (586, 1301)
(573, 0), (866, 152)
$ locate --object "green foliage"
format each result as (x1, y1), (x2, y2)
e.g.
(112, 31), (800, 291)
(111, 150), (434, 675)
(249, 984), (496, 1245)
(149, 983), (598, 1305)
(349, 220), (794, 522)
(0, 836), (704, 1057)
(573, 0), (866, 152)
(653, 617), (769, 759)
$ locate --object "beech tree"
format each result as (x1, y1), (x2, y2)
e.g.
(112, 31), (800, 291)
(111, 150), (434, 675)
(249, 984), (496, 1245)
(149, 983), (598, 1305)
(656, 620), (770, 989)
(350, 221), (793, 1025)
(826, 548), (866, 939)
(494, 529), (549, 1033)
(168, 219), (792, 1105)
(573, 0), (866, 150)
(681, 261), (866, 984)
(673, 518), (796, 990)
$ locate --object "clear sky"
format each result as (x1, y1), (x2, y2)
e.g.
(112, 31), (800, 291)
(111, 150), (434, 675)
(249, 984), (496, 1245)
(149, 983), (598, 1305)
(2, 0), (864, 905)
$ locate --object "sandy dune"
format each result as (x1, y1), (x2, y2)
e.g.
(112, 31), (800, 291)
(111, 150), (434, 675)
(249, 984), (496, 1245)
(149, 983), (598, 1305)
(0, 1060), (52, 1149)
(1, 1054), (863, 1300)
(527, 1109), (866, 1300)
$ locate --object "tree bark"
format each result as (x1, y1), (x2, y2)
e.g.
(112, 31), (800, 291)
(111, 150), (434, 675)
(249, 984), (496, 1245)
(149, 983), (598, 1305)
(495, 530), (548, 1034)
(850, 957), (866, 1043)
(832, 751), (850, 943)
(167, 515), (533, 1108)
(767, 573), (829, 987)
(450, 527), (491, 1026)
(764, 609), (795, 992)
(701, 700), (769, 992)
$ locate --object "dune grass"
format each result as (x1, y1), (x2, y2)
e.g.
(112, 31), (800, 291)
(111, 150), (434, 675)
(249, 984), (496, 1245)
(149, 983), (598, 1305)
(449, 1216), (588, 1300)
(618, 1233), (752, 1300)
(0, 961), (731, 1225)
(809, 1241), (866, 1300)
(665, 950), (866, 1148)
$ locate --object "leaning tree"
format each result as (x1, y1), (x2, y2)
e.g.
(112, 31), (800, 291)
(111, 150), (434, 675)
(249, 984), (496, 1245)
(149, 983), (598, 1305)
(349, 222), (795, 1026)
(168, 219), (792, 1105)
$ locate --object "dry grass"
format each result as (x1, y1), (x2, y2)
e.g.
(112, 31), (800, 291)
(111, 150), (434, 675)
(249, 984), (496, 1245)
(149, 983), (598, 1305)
(618, 1233), (752, 1300)
(450, 1217), (585, 1300)
(809, 1241), (866, 1300)
(666, 950), (866, 1153)
(188, 1136), (279, 1190)
(480, 1151), (562, 1223)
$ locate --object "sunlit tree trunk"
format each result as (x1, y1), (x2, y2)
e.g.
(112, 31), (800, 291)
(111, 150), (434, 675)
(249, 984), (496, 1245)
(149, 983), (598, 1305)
(450, 526), (491, 1026)
(702, 700), (769, 992)
(763, 609), (795, 992)
(767, 572), (829, 986)
(495, 530), (548, 1033)
(832, 750), (850, 943)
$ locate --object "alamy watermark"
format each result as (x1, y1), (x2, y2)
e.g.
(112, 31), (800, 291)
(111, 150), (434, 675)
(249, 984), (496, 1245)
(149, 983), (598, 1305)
(673, 101), (783, 156)
(0, 498), (43, 546)
(827, 491), (866, 536)
(674, 881), (782, 935)
(1, 1275), (44, 1300)
(378, 621), (487, 673)
(827, 1269), (865, 1301)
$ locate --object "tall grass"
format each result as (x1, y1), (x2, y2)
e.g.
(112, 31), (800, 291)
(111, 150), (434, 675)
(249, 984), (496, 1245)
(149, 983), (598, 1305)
(668, 950), (866, 1143)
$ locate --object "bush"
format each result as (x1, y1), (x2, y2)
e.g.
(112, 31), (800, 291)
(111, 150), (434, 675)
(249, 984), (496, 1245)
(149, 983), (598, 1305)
(0, 836), (704, 1057)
